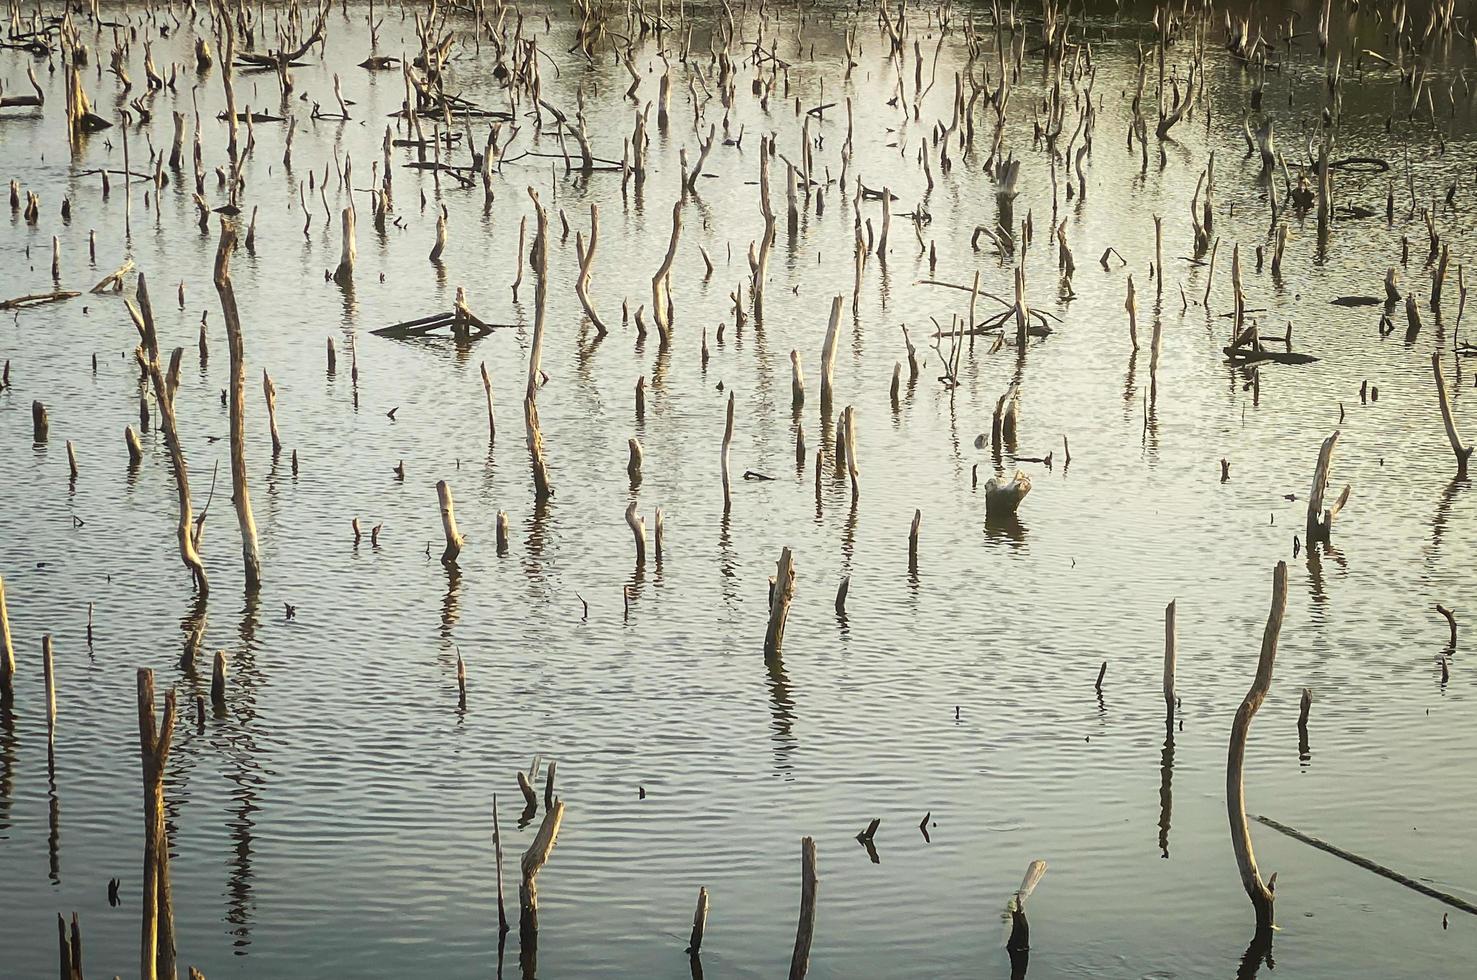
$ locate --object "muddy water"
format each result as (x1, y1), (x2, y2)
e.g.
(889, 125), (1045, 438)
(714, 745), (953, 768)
(3, 2), (1477, 977)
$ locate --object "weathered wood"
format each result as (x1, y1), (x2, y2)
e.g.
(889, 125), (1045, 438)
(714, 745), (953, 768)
(765, 547), (796, 659)
(128, 276), (208, 595)
(210, 651), (227, 710)
(984, 470), (1031, 519)
(721, 392), (735, 513)
(493, 794), (509, 934)
(819, 296), (842, 412)
(437, 481), (464, 565)
(1228, 561), (1287, 940)
(333, 207), (356, 285)
(0, 575), (13, 708)
(480, 362), (496, 445)
(625, 500), (647, 566)
(519, 800), (565, 931)
(1305, 432), (1350, 545)
(787, 837), (818, 980)
(32, 401), (48, 443)
(214, 224), (262, 592)
(42, 635), (56, 766)
(686, 886), (709, 955)
(262, 370), (282, 456)
(1163, 600), (1177, 727)
(138, 668), (178, 980)
(1432, 352), (1472, 478)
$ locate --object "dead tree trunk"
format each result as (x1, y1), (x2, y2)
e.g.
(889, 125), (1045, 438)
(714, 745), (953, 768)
(212, 223), (263, 592)
(1227, 561), (1287, 942)
(137, 668), (178, 980)
(128, 275), (208, 596)
(1432, 351), (1472, 478)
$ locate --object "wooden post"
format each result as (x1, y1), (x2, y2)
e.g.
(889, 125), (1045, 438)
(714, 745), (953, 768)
(126, 426), (144, 468)
(625, 500), (647, 566)
(210, 651), (227, 710)
(819, 296), (842, 413)
(1125, 275), (1138, 350)
(790, 351), (805, 410)
(686, 886), (709, 955)
(1006, 860), (1047, 953)
(1228, 561), (1287, 941)
(214, 223), (263, 592)
(908, 509), (922, 570)
(32, 400), (49, 443)
(1432, 352), (1472, 478)
(1305, 432), (1351, 545)
(0, 575), (13, 708)
(1163, 600), (1177, 728)
(627, 438), (644, 486)
(479, 362), (496, 445)
(437, 480), (464, 565)
(764, 547), (796, 659)
(333, 207), (356, 285)
(138, 668), (178, 980)
(493, 794), (509, 934)
(66, 440), (78, 482)
(787, 837), (818, 980)
(525, 190), (553, 502)
(721, 392), (735, 513)
(42, 635), (56, 767)
(519, 800), (566, 932)
(543, 761), (557, 809)
(262, 370), (282, 457)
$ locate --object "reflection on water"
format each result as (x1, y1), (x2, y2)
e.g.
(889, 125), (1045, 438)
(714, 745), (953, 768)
(4, 0), (1477, 977)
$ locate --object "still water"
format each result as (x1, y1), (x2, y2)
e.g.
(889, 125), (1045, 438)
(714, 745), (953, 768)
(3, 1), (1477, 977)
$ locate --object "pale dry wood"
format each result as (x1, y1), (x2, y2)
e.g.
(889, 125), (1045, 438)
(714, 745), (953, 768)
(437, 480), (464, 565)
(0, 575), (13, 708)
(1432, 351), (1472, 477)
(214, 224), (262, 592)
(819, 296), (843, 411)
(1305, 431), (1350, 544)
(138, 668), (178, 980)
(128, 275), (207, 595)
(765, 547), (796, 659)
(519, 800), (566, 930)
(1228, 561), (1287, 938)
(721, 392), (735, 512)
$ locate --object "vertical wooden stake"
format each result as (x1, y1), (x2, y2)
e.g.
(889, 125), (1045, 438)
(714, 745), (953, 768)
(788, 837), (818, 980)
(1228, 562), (1287, 940)
(1163, 600), (1177, 728)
